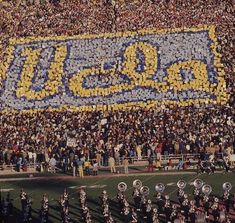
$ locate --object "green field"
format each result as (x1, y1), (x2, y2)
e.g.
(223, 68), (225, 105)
(0, 171), (234, 223)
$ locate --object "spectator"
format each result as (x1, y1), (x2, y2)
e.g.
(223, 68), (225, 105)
(76, 158), (84, 178)
(92, 160), (98, 176)
(108, 156), (116, 173)
(84, 159), (91, 176)
(123, 157), (129, 174)
(155, 159), (162, 171)
(49, 156), (56, 173)
(148, 155), (154, 172)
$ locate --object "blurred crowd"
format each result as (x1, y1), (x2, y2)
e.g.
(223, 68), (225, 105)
(0, 0), (235, 167)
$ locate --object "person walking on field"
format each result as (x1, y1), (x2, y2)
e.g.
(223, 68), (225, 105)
(123, 157), (129, 174)
(108, 156), (116, 173)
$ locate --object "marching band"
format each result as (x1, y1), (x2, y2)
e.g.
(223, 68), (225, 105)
(0, 180), (233, 223)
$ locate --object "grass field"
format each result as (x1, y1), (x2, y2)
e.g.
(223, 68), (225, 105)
(0, 170), (234, 223)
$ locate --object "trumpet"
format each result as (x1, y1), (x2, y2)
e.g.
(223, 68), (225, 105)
(133, 179), (142, 189)
(117, 182), (127, 192)
(155, 183), (165, 194)
(193, 179), (204, 189)
(177, 180), (186, 189)
(202, 184), (212, 196)
(140, 186), (150, 196)
(222, 182), (232, 192)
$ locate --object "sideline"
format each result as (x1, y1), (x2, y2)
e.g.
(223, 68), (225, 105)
(0, 171), (196, 182)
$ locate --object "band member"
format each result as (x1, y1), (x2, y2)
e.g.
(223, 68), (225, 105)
(140, 195), (147, 216)
(193, 186), (201, 208)
(122, 199), (130, 223)
(130, 207), (138, 223)
(211, 197), (220, 223)
(63, 188), (69, 208)
(106, 211), (116, 223)
(83, 206), (91, 223)
(117, 190), (125, 213)
(170, 204), (178, 222)
(203, 194), (210, 219)
(103, 203), (109, 222)
(61, 206), (70, 223)
(40, 194), (49, 223)
(222, 190), (230, 213)
(177, 188), (185, 205)
(132, 187), (141, 210)
(23, 197), (32, 223)
(146, 199), (152, 221)
(181, 194), (190, 221)
(100, 190), (109, 208)
(155, 192), (164, 214)
(189, 200), (196, 223)
(79, 188), (86, 206)
(20, 189), (27, 212)
(164, 195), (172, 223)
(151, 208), (160, 223)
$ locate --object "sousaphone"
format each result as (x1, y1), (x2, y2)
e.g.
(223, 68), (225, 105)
(117, 182), (127, 192)
(133, 179), (142, 189)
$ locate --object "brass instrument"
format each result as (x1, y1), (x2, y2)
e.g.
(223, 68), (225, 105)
(222, 182), (232, 192)
(177, 180), (186, 189)
(202, 184), (212, 196)
(140, 186), (150, 196)
(193, 179), (204, 189)
(133, 179), (142, 189)
(155, 183), (165, 194)
(117, 182), (127, 192)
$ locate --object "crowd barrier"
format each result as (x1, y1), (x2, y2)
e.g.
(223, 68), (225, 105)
(0, 153), (233, 173)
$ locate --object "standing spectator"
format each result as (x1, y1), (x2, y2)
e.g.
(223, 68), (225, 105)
(123, 157), (129, 174)
(84, 159), (91, 176)
(108, 156), (116, 173)
(72, 157), (77, 177)
(92, 160), (98, 176)
(136, 145), (142, 160)
(49, 156), (56, 173)
(77, 158), (84, 178)
(96, 151), (102, 166)
(148, 155), (154, 172)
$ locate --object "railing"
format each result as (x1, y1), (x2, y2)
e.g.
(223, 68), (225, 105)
(0, 152), (230, 172)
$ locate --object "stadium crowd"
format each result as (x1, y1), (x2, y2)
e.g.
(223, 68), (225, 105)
(0, 0), (234, 170)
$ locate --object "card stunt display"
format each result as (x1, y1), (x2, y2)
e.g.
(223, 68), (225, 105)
(0, 26), (227, 112)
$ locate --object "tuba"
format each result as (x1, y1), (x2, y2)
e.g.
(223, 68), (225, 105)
(202, 184), (212, 196)
(133, 179), (142, 189)
(177, 180), (186, 189)
(193, 179), (204, 189)
(155, 183), (165, 194)
(222, 182), (232, 192)
(140, 186), (150, 196)
(117, 182), (127, 192)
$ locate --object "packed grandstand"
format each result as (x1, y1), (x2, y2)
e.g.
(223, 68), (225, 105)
(0, 0), (234, 223)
